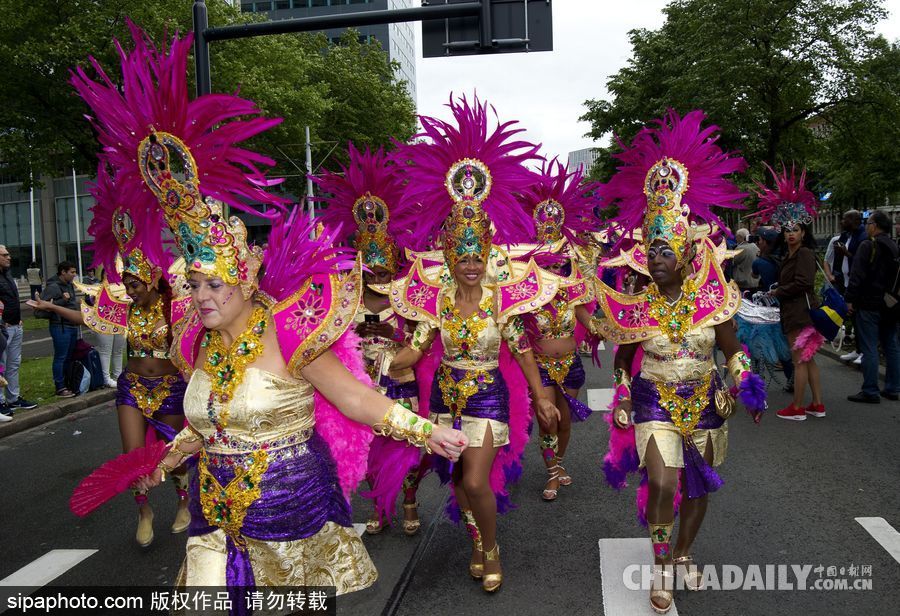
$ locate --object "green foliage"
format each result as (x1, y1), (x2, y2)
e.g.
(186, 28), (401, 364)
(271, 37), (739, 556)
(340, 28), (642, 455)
(581, 0), (898, 210)
(0, 0), (415, 196)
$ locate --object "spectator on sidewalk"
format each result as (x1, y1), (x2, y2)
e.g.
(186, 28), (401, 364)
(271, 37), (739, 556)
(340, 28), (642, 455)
(26, 262), (43, 299)
(0, 245), (37, 415)
(93, 268), (125, 387)
(845, 211), (900, 403)
(753, 227), (780, 292)
(733, 227), (760, 294)
(835, 210), (867, 363)
(41, 261), (80, 398)
(0, 299), (9, 422)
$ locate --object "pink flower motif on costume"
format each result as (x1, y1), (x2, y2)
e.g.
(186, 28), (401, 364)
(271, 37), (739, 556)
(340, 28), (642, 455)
(409, 286), (436, 308)
(626, 303), (649, 327)
(99, 303), (127, 324)
(285, 294), (327, 333)
(508, 281), (536, 301)
(697, 285), (723, 309)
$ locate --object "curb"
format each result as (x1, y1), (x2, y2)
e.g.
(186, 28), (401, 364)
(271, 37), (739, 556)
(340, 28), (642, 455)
(0, 389), (116, 439)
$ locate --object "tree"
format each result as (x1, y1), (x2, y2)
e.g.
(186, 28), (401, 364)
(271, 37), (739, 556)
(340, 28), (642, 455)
(0, 0), (416, 194)
(580, 0), (894, 206)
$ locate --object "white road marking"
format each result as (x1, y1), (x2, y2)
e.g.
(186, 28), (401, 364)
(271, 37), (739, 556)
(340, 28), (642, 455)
(353, 523), (367, 537)
(22, 337), (51, 347)
(587, 388), (615, 411)
(855, 517), (900, 565)
(598, 538), (679, 616)
(0, 550), (97, 587)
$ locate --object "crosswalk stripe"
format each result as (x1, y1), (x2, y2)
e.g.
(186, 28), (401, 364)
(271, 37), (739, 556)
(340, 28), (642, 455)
(0, 550), (97, 587)
(855, 517), (900, 565)
(598, 538), (679, 615)
(587, 388), (615, 411)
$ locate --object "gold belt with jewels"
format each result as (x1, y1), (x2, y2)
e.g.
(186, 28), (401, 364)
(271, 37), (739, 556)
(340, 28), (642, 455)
(437, 364), (494, 420)
(655, 371), (714, 439)
(535, 352), (576, 388)
(125, 373), (181, 419)
(198, 448), (270, 549)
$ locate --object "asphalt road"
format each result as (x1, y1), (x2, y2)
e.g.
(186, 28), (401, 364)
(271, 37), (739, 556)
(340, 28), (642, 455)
(0, 347), (897, 616)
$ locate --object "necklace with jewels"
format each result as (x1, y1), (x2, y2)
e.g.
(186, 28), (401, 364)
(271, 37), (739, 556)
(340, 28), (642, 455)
(201, 306), (268, 445)
(646, 278), (698, 344)
(128, 295), (164, 346)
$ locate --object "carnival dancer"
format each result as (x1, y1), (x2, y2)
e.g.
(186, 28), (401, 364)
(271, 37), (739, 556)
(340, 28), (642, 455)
(754, 166), (826, 420)
(69, 23), (466, 602)
(314, 144), (429, 535)
(519, 160), (604, 500)
(596, 110), (767, 613)
(29, 164), (189, 548)
(386, 95), (562, 592)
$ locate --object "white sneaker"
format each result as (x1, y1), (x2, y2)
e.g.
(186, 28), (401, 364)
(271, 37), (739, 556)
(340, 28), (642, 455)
(853, 355), (863, 365)
(840, 351), (860, 361)
(105, 378), (118, 388)
(0, 413), (12, 423)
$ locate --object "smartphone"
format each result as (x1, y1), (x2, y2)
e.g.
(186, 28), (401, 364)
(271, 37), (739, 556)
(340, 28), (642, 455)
(364, 314), (380, 323)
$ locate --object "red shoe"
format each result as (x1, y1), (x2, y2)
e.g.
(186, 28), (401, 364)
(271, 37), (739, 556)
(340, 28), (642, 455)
(805, 403), (826, 418)
(776, 403), (806, 421)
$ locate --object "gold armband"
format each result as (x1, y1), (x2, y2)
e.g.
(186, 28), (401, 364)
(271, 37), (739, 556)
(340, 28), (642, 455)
(727, 351), (752, 384)
(587, 316), (605, 340)
(373, 402), (434, 454)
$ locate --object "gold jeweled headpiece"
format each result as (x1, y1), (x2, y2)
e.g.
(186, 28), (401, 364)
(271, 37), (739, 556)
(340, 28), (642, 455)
(353, 191), (399, 273)
(138, 130), (262, 298)
(642, 158), (694, 264)
(442, 158), (493, 269)
(112, 208), (160, 286)
(534, 198), (565, 244)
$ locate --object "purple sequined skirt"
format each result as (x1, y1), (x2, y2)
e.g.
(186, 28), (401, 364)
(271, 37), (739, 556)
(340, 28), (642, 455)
(537, 353), (587, 390)
(429, 366), (509, 422)
(379, 374), (418, 401)
(115, 370), (186, 417)
(631, 372), (726, 499)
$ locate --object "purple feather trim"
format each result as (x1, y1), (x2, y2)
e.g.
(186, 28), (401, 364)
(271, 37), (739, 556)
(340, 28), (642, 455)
(738, 372), (768, 412)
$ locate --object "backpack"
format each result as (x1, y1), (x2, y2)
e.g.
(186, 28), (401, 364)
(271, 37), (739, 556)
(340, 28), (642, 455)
(64, 360), (89, 395)
(85, 348), (105, 391)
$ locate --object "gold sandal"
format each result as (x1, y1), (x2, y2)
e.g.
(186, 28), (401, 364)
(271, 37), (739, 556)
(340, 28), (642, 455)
(542, 465), (561, 501)
(557, 457), (572, 486)
(401, 502), (420, 536)
(674, 555), (703, 591)
(365, 517), (384, 535)
(650, 567), (674, 614)
(482, 543), (502, 592)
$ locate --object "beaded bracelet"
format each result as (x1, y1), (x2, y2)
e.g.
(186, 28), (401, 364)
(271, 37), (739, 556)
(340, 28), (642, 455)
(373, 402), (434, 454)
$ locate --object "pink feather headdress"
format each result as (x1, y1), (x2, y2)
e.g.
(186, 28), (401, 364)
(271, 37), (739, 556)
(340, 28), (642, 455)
(523, 158), (601, 245)
(391, 93), (541, 266)
(753, 164), (818, 231)
(600, 109), (747, 264)
(70, 21), (288, 297)
(313, 144), (411, 273)
(86, 163), (171, 285)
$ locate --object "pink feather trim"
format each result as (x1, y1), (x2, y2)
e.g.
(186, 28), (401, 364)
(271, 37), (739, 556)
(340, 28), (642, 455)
(792, 325), (824, 363)
(313, 329), (375, 499)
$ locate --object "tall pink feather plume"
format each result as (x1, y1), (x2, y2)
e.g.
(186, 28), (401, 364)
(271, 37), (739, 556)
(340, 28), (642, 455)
(753, 163), (819, 228)
(313, 329), (375, 499)
(599, 109), (747, 246)
(521, 158), (602, 244)
(259, 207), (356, 302)
(312, 143), (418, 254)
(488, 344), (532, 512)
(792, 325), (824, 363)
(391, 93), (542, 249)
(69, 20), (288, 223)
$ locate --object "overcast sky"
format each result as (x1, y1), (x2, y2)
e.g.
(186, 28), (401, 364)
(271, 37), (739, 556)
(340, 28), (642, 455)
(413, 0), (900, 161)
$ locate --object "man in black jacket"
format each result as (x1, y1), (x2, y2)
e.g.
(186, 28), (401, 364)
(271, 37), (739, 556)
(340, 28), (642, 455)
(0, 245), (37, 419)
(845, 211), (900, 403)
(40, 262), (80, 398)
